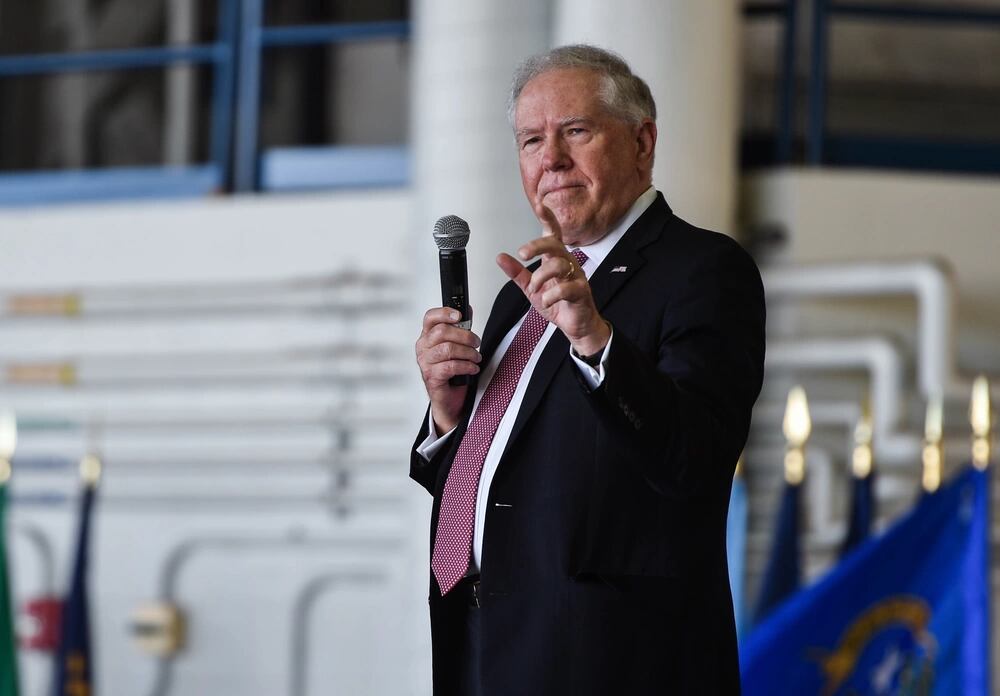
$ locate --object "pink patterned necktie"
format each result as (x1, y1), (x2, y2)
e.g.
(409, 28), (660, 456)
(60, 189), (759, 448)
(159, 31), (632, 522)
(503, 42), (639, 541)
(432, 249), (589, 595)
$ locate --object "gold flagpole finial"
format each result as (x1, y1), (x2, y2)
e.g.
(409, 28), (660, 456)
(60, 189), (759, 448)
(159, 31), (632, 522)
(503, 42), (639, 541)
(0, 410), (17, 485)
(735, 453), (745, 478)
(79, 453), (102, 487)
(782, 386), (811, 485)
(970, 375), (992, 470)
(922, 395), (943, 493)
(851, 397), (874, 479)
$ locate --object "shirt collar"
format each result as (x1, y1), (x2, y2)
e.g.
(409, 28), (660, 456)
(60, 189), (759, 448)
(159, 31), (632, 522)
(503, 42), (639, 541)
(570, 185), (657, 278)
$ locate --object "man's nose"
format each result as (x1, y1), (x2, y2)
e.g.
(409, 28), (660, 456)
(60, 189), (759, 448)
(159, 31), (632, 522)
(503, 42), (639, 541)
(541, 138), (571, 171)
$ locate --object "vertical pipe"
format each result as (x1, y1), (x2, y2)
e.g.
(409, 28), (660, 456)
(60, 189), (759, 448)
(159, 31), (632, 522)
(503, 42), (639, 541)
(234, 0), (264, 192)
(164, 0), (197, 166)
(45, 0), (91, 169)
(807, 0), (830, 165)
(210, 0), (239, 190)
(776, 0), (798, 163)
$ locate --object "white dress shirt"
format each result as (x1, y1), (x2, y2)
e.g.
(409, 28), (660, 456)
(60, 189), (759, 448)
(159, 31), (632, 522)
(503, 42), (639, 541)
(417, 185), (657, 571)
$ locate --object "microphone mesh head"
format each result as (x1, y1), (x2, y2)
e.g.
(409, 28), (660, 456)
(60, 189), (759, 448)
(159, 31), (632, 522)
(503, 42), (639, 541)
(433, 215), (470, 250)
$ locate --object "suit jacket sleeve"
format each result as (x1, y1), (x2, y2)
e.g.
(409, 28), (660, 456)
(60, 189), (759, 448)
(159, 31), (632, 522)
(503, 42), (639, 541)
(585, 237), (765, 499)
(410, 405), (449, 495)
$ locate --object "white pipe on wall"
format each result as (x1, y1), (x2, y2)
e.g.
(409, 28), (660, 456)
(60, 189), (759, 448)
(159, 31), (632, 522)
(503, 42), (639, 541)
(763, 260), (996, 403)
(765, 336), (921, 463)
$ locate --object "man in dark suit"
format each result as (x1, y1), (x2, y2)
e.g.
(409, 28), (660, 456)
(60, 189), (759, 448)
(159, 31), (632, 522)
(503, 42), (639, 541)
(412, 44), (764, 695)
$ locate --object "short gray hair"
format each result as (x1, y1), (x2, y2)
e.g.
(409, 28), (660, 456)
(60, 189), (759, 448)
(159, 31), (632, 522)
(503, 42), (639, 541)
(507, 44), (656, 128)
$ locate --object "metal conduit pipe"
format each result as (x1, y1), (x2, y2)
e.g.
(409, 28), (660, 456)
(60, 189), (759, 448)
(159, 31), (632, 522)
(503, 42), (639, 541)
(765, 336), (921, 463)
(761, 260), (994, 402)
(288, 569), (389, 696)
(147, 531), (404, 696)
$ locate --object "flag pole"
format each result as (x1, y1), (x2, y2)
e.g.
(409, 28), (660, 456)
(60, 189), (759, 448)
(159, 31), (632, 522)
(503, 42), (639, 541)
(970, 375), (992, 471)
(752, 386), (811, 625)
(52, 451), (101, 696)
(922, 395), (944, 494)
(851, 398), (873, 481)
(782, 386), (811, 486)
(969, 375), (994, 693)
(841, 398), (875, 557)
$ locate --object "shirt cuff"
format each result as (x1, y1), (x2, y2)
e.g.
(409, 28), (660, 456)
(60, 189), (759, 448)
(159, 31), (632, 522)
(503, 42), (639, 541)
(569, 329), (613, 390)
(415, 409), (456, 461)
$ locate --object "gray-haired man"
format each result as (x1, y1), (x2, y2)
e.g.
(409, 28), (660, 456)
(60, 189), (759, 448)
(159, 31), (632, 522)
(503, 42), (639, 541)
(412, 44), (764, 695)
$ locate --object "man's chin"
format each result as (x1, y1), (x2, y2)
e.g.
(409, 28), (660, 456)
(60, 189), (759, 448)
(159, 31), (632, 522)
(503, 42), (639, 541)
(555, 219), (587, 245)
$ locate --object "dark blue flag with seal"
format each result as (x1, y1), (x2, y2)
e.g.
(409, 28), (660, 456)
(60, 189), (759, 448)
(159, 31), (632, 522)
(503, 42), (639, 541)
(52, 482), (95, 696)
(742, 465), (988, 696)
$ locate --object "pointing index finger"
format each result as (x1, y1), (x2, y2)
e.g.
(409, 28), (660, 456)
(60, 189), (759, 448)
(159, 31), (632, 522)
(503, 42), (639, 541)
(533, 200), (563, 243)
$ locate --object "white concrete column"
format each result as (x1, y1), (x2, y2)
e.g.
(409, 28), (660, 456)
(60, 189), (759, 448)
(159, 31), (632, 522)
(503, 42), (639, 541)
(412, 0), (551, 334)
(409, 4), (550, 692)
(555, 0), (740, 235)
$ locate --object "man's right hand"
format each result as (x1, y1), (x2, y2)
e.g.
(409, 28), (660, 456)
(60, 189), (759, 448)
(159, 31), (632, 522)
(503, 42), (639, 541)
(415, 307), (482, 433)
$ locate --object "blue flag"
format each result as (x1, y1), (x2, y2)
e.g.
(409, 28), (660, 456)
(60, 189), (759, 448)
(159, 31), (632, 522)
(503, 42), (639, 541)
(841, 472), (875, 558)
(752, 480), (801, 625)
(742, 465), (989, 696)
(52, 484), (95, 696)
(727, 473), (749, 640)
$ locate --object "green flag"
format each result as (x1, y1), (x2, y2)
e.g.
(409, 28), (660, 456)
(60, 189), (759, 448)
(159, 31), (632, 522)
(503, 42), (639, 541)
(0, 483), (19, 696)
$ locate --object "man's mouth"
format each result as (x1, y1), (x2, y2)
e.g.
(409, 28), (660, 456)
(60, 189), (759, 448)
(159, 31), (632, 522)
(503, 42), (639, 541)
(543, 184), (584, 197)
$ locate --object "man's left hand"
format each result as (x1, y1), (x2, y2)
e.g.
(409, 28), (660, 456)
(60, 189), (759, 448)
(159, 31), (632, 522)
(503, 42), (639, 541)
(496, 202), (611, 357)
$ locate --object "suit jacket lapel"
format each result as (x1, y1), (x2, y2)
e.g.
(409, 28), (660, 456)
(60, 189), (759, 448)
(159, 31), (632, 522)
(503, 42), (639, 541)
(499, 194), (672, 459)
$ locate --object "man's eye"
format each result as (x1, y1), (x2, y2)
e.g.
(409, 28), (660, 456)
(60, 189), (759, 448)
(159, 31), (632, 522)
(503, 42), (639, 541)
(521, 137), (541, 149)
(567, 128), (585, 136)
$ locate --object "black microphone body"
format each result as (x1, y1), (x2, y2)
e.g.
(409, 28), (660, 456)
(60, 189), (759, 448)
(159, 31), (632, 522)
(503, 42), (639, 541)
(433, 215), (473, 386)
(439, 248), (472, 331)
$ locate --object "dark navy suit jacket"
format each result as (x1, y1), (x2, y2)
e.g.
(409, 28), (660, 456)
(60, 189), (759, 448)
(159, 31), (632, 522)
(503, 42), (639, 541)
(410, 193), (765, 695)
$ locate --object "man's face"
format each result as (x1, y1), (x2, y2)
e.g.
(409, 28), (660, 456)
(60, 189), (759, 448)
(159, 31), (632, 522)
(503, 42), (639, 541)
(514, 67), (654, 246)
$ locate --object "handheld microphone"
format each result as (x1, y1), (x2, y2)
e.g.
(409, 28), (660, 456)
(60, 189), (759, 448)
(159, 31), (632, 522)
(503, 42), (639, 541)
(433, 215), (472, 386)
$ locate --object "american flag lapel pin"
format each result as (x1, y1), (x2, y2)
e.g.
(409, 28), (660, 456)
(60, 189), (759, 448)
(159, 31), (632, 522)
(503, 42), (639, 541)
(611, 265), (628, 273)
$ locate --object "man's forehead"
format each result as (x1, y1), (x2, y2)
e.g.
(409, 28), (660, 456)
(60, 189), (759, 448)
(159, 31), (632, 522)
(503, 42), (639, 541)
(514, 68), (605, 122)
(520, 66), (602, 95)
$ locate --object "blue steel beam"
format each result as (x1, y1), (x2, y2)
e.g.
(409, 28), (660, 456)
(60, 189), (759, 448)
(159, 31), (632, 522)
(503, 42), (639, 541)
(234, 0), (265, 192)
(743, 2), (788, 18)
(260, 20), (409, 47)
(807, 0), (831, 165)
(832, 3), (1000, 25)
(0, 44), (225, 77)
(233, 14), (411, 193)
(776, 0), (798, 163)
(210, 0), (240, 190)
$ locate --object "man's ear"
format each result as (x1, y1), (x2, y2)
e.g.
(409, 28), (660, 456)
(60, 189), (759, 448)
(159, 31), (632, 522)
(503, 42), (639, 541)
(636, 119), (657, 166)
